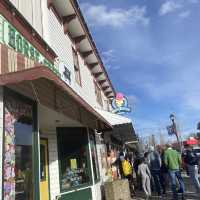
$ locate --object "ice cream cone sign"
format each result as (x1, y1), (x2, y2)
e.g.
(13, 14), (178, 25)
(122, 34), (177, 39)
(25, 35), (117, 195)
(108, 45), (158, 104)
(112, 93), (131, 114)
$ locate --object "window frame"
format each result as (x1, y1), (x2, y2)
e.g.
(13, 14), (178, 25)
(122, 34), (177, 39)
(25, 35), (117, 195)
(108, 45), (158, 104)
(57, 127), (93, 193)
(94, 80), (103, 106)
(72, 47), (82, 86)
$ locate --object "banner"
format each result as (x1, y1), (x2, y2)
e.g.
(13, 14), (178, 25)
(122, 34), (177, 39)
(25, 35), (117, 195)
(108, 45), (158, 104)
(166, 124), (176, 136)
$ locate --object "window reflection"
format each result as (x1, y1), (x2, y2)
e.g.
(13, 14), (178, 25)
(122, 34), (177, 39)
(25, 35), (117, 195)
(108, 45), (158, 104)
(15, 119), (33, 200)
(58, 129), (90, 191)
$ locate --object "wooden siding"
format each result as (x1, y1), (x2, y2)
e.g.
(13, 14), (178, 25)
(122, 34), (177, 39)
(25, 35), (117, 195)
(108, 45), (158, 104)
(9, 0), (43, 36)
(8, 0), (111, 110)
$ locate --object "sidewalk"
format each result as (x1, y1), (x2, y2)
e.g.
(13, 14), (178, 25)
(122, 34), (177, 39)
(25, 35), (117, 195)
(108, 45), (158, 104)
(132, 176), (198, 200)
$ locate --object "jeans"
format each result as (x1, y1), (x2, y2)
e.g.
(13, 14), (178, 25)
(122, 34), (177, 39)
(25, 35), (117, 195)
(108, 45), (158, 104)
(188, 164), (200, 193)
(169, 170), (185, 199)
(151, 170), (165, 195)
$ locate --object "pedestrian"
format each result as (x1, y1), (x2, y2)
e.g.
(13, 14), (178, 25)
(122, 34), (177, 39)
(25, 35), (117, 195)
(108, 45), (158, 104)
(160, 146), (168, 194)
(148, 146), (165, 196)
(134, 151), (142, 190)
(164, 144), (185, 200)
(122, 155), (135, 197)
(138, 157), (151, 200)
(184, 144), (200, 193)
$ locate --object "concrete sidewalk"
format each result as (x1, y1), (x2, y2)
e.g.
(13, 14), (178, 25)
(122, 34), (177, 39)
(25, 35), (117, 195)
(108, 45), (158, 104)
(132, 176), (199, 200)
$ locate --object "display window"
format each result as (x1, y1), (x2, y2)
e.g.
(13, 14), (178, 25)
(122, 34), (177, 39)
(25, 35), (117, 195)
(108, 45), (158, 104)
(3, 90), (36, 200)
(57, 128), (92, 192)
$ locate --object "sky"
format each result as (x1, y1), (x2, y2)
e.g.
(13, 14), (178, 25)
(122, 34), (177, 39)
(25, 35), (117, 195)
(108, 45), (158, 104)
(79, 0), (200, 140)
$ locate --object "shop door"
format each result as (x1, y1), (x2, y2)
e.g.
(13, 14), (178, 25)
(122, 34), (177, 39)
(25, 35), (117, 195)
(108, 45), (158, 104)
(40, 139), (50, 200)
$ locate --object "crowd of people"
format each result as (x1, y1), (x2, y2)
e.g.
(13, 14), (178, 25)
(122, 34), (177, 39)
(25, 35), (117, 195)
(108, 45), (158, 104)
(109, 143), (200, 200)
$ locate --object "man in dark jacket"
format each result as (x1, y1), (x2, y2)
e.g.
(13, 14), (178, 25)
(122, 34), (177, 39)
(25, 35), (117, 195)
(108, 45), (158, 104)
(184, 145), (200, 193)
(148, 146), (165, 196)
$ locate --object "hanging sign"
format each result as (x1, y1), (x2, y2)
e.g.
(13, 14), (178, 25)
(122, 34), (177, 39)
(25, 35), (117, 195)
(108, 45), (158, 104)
(166, 125), (176, 136)
(112, 93), (131, 114)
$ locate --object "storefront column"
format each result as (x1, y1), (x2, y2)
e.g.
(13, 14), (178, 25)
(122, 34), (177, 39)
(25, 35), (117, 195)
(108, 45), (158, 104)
(87, 128), (95, 185)
(0, 87), (3, 199)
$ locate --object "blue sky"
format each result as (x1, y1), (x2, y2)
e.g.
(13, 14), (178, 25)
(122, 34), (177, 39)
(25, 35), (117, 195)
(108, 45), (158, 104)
(79, 0), (200, 140)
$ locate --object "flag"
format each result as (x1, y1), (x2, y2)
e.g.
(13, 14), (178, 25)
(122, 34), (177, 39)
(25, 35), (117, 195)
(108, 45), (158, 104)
(166, 125), (176, 136)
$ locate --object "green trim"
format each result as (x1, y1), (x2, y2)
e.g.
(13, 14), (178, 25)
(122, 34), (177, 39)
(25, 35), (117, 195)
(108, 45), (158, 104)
(60, 188), (92, 200)
(56, 128), (93, 193)
(31, 97), (40, 200)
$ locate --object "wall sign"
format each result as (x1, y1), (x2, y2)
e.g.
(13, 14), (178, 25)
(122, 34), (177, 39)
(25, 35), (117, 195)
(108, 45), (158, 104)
(0, 15), (61, 77)
(112, 93), (131, 114)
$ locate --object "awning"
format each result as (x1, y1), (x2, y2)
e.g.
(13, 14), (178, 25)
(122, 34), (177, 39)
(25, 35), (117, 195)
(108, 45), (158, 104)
(184, 137), (199, 145)
(95, 108), (137, 143)
(0, 66), (112, 130)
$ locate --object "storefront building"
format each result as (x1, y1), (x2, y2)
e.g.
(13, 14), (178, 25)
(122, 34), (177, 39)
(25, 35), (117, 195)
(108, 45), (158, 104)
(0, 0), (123, 200)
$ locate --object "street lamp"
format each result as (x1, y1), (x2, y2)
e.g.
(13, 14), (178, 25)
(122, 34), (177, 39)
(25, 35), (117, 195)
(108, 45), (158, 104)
(169, 114), (182, 151)
(170, 114), (175, 122)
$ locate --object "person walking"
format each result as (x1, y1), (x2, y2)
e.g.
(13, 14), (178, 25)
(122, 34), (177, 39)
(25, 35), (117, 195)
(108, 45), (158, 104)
(184, 144), (200, 193)
(164, 144), (185, 200)
(160, 146), (168, 194)
(148, 146), (165, 196)
(134, 152), (142, 190)
(138, 157), (151, 200)
(122, 155), (135, 197)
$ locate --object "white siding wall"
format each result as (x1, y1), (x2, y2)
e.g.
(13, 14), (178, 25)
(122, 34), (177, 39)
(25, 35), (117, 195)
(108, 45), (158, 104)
(41, 1), (106, 109)
(9, 0), (110, 110)
(40, 131), (60, 200)
(9, 0), (43, 36)
(74, 54), (98, 108)
(0, 87), (3, 198)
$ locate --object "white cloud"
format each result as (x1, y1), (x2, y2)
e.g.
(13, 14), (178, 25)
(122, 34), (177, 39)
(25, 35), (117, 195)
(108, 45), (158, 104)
(159, 1), (182, 15)
(102, 49), (116, 65)
(101, 50), (121, 70)
(179, 10), (191, 18)
(81, 3), (150, 28)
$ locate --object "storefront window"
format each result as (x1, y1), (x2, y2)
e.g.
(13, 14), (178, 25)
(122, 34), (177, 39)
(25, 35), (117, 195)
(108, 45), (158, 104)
(3, 91), (35, 200)
(57, 128), (91, 191)
(90, 133), (100, 182)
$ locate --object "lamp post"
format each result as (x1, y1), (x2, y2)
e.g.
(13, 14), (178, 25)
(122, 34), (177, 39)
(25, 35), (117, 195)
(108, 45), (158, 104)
(170, 114), (182, 152)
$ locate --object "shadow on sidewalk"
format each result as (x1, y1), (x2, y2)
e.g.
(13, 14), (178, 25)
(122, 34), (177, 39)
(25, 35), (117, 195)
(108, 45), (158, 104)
(132, 190), (199, 200)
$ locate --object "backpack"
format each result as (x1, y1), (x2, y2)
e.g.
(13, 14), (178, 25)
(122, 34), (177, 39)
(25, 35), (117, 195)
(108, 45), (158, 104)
(122, 160), (132, 176)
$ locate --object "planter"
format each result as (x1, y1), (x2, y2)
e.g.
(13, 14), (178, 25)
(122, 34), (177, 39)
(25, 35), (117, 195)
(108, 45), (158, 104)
(104, 179), (131, 200)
